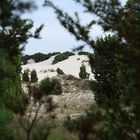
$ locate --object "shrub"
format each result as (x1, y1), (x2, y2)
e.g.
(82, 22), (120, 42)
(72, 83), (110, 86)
(50, 69), (55, 72)
(52, 51), (74, 64)
(57, 68), (64, 75)
(22, 70), (30, 82)
(78, 51), (91, 56)
(48, 126), (78, 140)
(22, 52), (61, 64)
(32, 120), (55, 140)
(79, 64), (90, 79)
(48, 69), (55, 72)
(31, 69), (38, 83)
(40, 78), (62, 95)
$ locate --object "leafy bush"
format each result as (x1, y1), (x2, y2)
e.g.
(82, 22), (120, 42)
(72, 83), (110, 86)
(57, 68), (64, 75)
(40, 78), (62, 95)
(79, 64), (89, 79)
(52, 51), (74, 64)
(31, 69), (38, 83)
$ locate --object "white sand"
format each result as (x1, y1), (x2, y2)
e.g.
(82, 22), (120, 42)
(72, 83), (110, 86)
(21, 55), (94, 81)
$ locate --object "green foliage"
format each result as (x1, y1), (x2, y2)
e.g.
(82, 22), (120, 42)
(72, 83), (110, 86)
(45, 0), (140, 139)
(88, 36), (126, 140)
(56, 68), (64, 75)
(0, 0), (42, 139)
(40, 78), (62, 95)
(4, 79), (29, 115)
(90, 36), (121, 106)
(31, 69), (38, 83)
(52, 51), (74, 64)
(78, 51), (91, 56)
(0, 109), (12, 125)
(22, 70), (30, 82)
(48, 126), (78, 140)
(64, 105), (102, 140)
(31, 120), (56, 140)
(22, 52), (60, 64)
(79, 64), (89, 79)
(0, 0), (42, 106)
(0, 109), (14, 140)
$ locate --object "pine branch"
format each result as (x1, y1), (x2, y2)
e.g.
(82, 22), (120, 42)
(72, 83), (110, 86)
(44, 0), (96, 49)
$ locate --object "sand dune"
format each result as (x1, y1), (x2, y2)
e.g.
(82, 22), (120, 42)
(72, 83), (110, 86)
(22, 55), (94, 81)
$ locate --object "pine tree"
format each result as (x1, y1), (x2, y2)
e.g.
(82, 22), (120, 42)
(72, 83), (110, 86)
(90, 36), (122, 106)
(0, 0), (43, 139)
(45, 0), (140, 139)
(22, 70), (30, 82)
(79, 64), (89, 79)
(31, 69), (38, 83)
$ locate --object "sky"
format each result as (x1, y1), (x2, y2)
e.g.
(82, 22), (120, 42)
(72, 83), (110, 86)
(24, 0), (127, 55)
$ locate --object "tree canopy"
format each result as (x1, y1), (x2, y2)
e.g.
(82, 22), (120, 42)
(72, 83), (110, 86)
(45, 0), (140, 139)
(0, 0), (43, 139)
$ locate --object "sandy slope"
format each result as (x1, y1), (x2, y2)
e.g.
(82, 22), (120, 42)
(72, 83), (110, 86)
(22, 55), (94, 81)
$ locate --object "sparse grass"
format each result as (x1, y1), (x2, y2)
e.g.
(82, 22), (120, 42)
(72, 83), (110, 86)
(48, 126), (78, 140)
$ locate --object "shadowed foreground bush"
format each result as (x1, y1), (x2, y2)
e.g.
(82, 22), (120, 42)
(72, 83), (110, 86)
(40, 78), (62, 95)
